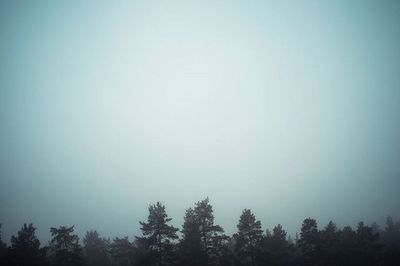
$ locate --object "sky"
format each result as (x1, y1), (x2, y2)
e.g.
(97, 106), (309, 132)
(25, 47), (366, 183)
(1, 0), (400, 244)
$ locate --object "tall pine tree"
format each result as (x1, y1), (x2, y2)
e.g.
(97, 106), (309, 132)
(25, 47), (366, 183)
(233, 209), (263, 266)
(137, 202), (178, 266)
(49, 225), (83, 266)
(193, 198), (228, 265)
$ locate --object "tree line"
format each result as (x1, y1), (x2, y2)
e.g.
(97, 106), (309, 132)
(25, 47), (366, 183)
(1, 198), (400, 266)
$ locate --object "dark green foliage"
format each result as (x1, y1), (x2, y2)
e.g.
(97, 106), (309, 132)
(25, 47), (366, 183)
(83, 230), (112, 266)
(178, 208), (207, 266)
(137, 202), (179, 266)
(381, 216), (400, 265)
(319, 221), (339, 266)
(193, 198), (228, 265)
(297, 218), (320, 266)
(2, 202), (400, 266)
(0, 224), (6, 265)
(233, 209), (263, 266)
(4, 223), (48, 266)
(110, 236), (134, 266)
(354, 222), (381, 265)
(49, 225), (83, 266)
(262, 224), (294, 266)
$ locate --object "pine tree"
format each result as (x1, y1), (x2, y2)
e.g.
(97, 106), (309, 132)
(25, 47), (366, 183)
(193, 198), (228, 265)
(298, 218), (320, 266)
(49, 225), (83, 266)
(0, 224), (6, 265)
(319, 221), (339, 265)
(233, 209), (263, 266)
(263, 224), (293, 266)
(83, 230), (111, 266)
(110, 237), (134, 266)
(137, 202), (178, 266)
(5, 223), (48, 266)
(178, 208), (206, 266)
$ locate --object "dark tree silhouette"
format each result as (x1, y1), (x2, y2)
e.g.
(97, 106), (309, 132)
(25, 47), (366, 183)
(2, 201), (400, 266)
(110, 236), (134, 266)
(49, 225), (83, 266)
(192, 198), (228, 265)
(263, 224), (294, 266)
(297, 218), (320, 266)
(319, 221), (339, 266)
(83, 230), (111, 266)
(0, 224), (6, 265)
(4, 223), (48, 266)
(354, 222), (380, 266)
(381, 216), (400, 265)
(137, 202), (179, 266)
(233, 209), (263, 266)
(178, 208), (206, 266)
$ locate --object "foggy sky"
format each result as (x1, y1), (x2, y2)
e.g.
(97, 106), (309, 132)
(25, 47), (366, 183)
(1, 0), (400, 244)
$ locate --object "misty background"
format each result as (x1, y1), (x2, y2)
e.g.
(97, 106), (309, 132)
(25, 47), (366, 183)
(1, 0), (400, 244)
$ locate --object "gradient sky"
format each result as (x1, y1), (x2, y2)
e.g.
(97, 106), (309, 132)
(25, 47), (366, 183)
(1, 0), (400, 244)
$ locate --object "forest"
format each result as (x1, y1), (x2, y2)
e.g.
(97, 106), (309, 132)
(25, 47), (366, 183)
(1, 198), (400, 266)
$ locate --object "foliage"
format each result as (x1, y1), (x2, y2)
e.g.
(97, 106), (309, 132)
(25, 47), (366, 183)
(1, 200), (400, 266)
(49, 225), (83, 266)
(4, 223), (48, 266)
(137, 201), (179, 266)
(83, 230), (111, 266)
(233, 209), (263, 266)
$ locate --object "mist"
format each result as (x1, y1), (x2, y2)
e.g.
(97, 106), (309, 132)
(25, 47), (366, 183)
(1, 0), (400, 245)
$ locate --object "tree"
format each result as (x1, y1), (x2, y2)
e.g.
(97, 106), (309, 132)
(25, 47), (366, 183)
(382, 216), (400, 265)
(49, 225), (83, 266)
(178, 208), (206, 266)
(336, 226), (357, 266)
(319, 221), (339, 266)
(297, 218), (320, 266)
(233, 209), (263, 266)
(110, 236), (134, 266)
(193, 198), (228, 265)
(137, 202), (179, 266)
(0, 224), (6, 265)
(83, 230), (111, 266)
(354, 222), (380, 266)
(4, 223), (48, 266)
(263, 224), (293, 266)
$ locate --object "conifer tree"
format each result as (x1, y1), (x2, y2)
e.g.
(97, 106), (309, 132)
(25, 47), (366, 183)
(49, 225), (83, 266)
(83, 230), (111, 266)
(5, 223), (48, 266)
(298, 218), (320, 266)
(233, 209), (263, 266)
(193, 198), (228, 265)
(178, 208), (206, 266)
(137, 202), (178, 266)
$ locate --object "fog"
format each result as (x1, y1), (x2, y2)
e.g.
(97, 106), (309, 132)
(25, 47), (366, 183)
(1, 0), (400, 244)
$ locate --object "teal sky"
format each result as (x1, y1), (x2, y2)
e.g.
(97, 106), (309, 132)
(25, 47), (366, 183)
(1, 0), (400, 243)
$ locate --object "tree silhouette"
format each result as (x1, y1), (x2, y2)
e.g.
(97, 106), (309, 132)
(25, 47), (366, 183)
(2, 202), (400, 265)
(110, 236), (134, 266)
(0, 224), (6, 265)
(137, 202), (179, 266)
(192, 198), (228, 265)
(354, 222), (380, 266)
(83, 230), (111, 266)
(4, 223), (48, 266)
(263, 224), (294, 266)
(49, 225), (83, 266)
(233, 209), (263, 266)
(298, 218), (320, 266)
(178, 207), (206, 266)
(319, 221), (339, 266)
(382, 216), (400, 265)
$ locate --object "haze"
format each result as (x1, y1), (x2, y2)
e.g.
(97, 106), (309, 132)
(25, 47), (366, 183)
(1, 0), (400, 244)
